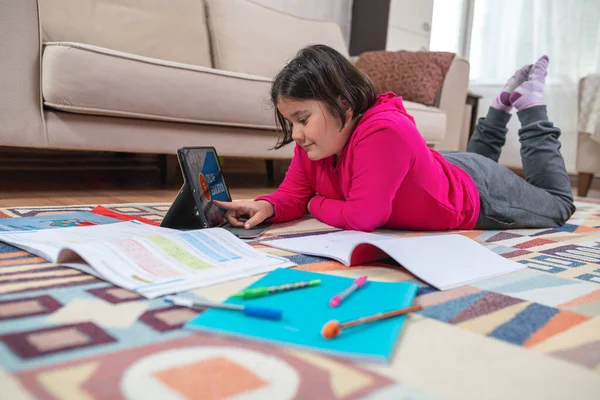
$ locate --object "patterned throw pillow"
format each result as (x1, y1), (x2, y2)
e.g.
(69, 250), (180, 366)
(355, 50), (456, 107)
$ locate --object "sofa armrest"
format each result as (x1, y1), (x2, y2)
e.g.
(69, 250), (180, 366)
(436, 57), (470, 151)
(0, 0), (47, 148)
(576, 75), (600, 175)
(576, 132), (600, 174)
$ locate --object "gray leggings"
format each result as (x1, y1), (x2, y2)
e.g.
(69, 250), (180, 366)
(441, 105), (575, 229)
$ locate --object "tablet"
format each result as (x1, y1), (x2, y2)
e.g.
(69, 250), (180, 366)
(160, 147), (271, 239)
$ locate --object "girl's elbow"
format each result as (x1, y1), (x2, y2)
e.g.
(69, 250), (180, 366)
(343, 214), (386, 232)
(353, 224), (378, 232)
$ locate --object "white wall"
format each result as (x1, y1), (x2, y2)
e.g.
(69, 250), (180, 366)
(250, 0), (353, 47)
(429, 0), (466, 55)
(386, 0), (434, 51)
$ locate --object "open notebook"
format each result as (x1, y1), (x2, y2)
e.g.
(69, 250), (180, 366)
(263, 231), (524, 290)
(0, 221), (294, 298)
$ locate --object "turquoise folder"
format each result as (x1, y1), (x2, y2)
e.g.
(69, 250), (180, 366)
(185, 268), (419, 362)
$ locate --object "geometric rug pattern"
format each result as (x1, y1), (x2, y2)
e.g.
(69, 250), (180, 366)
(1, 200), (599, 399)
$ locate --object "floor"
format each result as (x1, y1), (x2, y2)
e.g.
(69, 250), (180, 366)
(0, 187), (271, 207)
(0, 169), (273, 207)
(0, 149), (289, 207)
(1, 164), (599, 208)
(577, 187), (600, 199)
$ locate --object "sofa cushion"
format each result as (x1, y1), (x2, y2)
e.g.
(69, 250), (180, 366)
(42, 43), (277, 129)
(403, 101), (446, 144)
(355, 50), (456, 107)
(39, 0), (212, 67)
(41, 43), (445, 144)
(205, 0), (349, 77)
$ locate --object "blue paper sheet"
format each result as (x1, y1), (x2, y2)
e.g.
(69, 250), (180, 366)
(0, 212), (119, 231)
(185, 268), (419, 362)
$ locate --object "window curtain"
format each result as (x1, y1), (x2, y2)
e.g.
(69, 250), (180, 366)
(467, 0), (600, 171)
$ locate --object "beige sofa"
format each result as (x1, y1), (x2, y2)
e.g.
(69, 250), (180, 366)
(1, 0), (470, 165)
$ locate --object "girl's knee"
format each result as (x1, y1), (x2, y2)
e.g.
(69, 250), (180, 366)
(556, 199), (576, 225)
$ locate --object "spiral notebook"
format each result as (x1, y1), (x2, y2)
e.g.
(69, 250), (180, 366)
(185, 268), (419, 363)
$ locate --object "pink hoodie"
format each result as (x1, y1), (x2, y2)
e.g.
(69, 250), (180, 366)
(257, 92), (480, 232)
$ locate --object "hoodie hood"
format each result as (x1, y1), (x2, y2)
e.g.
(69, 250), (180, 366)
(358, 91), (417, 127)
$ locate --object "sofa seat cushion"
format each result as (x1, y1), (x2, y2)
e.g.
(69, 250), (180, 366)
(402, 101), (446, 143)
(42, 43), (445, 144)
(42, 42), (277, 130)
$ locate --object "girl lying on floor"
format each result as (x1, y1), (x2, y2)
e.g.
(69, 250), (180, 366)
(215, 45), (575, 232)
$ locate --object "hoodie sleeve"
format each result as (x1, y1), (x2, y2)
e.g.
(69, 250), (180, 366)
(255, 145), (315, 223)
(308, 120), (416, 232)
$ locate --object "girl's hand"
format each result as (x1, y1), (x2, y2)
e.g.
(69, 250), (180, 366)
(213, 200), (274, 229)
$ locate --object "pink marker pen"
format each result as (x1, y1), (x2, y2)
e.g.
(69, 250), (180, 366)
(329, 275), (368, 307)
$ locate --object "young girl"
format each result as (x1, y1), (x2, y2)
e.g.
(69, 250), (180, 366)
(215, 45), (575, 232)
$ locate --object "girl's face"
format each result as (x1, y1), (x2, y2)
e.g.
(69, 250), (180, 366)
(277, 96), (355, 160)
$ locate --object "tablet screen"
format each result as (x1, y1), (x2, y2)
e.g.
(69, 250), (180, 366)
(178, 147), (231, 228)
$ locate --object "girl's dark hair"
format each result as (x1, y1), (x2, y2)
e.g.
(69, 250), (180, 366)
(271, 44), (377, 149)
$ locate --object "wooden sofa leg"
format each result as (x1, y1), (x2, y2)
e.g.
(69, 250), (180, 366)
(577, 172), (594, 197)
(265, 160), (282, 186)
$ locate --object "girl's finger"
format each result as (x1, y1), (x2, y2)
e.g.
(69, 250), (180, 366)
(224, 211), (245, 227)
(244, 211), (268, 229)
(213, 200), (235, 209)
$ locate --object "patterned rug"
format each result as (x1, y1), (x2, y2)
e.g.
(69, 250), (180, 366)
(1, 201), (599, 399)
